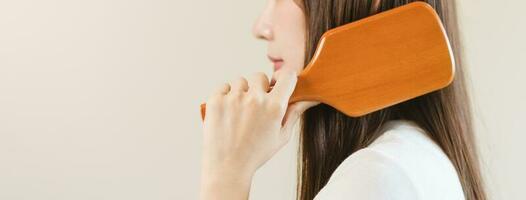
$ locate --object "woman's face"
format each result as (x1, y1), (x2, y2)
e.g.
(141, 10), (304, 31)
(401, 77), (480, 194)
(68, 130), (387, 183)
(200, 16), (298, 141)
(252, 0), (306, 75)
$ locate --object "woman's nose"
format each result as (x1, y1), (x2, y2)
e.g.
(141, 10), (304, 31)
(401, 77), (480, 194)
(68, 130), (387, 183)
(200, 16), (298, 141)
(252, 10), (274, 41)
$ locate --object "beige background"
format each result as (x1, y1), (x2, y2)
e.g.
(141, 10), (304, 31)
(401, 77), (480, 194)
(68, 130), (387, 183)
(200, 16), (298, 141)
(0, 0), (524, 199)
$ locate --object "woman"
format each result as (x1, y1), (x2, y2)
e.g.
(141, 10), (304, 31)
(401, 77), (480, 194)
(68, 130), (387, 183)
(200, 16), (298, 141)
(200, 0), (487, 199)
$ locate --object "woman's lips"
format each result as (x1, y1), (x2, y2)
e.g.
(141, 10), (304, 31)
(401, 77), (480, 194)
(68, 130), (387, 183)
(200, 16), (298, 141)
(273, 61), (284, 71)
(268, 55), (284, 72)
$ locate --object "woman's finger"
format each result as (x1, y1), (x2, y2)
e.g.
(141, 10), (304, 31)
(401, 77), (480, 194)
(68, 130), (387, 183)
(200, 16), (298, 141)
(230, 76), (249, 93)
(247, 72), (270, 93)
(270, 69), (298, 104)
(280, 101), (320, 140)
(212, 82), (231, 96)
(281, 101), (319, 126)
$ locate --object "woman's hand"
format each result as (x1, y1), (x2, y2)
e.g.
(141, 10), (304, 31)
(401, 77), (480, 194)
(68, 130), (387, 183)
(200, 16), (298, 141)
(199, 68), (318, 200)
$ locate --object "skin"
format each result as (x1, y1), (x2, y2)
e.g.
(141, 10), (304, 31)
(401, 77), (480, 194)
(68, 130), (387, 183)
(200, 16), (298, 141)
(200, 0), (319, 199)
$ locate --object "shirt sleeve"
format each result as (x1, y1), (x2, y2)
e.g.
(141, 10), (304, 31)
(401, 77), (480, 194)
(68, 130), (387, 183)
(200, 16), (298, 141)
(313, 149), (420, 200)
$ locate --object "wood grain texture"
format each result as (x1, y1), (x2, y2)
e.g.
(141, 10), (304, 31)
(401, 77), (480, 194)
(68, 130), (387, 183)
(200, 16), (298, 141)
(200, 1), (454, 120)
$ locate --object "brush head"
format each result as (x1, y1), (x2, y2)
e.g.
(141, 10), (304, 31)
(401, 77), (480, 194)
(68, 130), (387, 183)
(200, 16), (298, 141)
(288, 1), (455, 117)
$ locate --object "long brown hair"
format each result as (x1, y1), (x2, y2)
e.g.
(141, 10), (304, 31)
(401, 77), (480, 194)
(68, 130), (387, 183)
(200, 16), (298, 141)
(296, 0), (487, 199)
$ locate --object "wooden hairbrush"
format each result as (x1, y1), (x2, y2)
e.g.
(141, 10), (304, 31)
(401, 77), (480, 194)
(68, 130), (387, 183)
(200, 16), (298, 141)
(199, 1), (454, 121)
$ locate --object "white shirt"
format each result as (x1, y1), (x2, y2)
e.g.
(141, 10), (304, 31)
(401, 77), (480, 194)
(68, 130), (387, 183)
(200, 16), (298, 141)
(313, 120), (465, 200)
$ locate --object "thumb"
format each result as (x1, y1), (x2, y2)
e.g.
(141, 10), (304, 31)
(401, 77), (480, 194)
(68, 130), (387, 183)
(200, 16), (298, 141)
(280, 101), (320, 140)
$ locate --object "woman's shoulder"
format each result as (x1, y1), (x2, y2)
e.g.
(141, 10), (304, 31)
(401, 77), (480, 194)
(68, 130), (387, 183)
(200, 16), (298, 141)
(367, 119), (452, 167)
(314, 144), (420, 200)
(314, 120), (465, 200)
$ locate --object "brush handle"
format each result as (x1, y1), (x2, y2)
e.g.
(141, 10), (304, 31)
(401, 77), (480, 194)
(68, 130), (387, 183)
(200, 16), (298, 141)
(199, 103), (207, 121)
